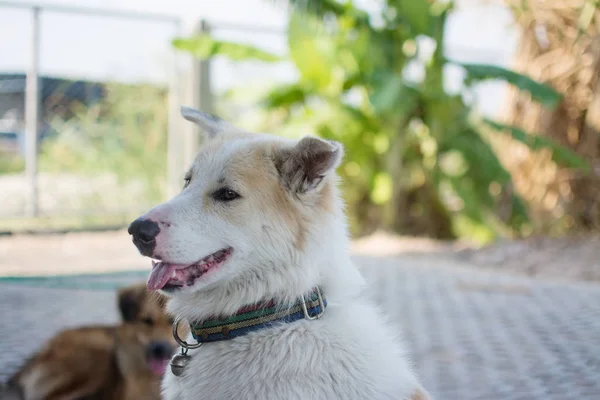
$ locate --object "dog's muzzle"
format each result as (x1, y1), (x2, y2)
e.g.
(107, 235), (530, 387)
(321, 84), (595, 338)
(147, 340), (174, 360)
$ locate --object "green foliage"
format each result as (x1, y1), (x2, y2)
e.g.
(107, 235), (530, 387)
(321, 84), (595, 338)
(173, 36), (280, 62)
(483, 119), (590, 170)
(175, 0), (585, 242)
(395, 0), (431, 34)
(370, 73), (414, 115)
(577, 0), (599, 35)
(460, 63), (563, 109)
(288, 13), (337, 90)
(263, 83), (308, 108)
(0, 152), (24, 174)
(39, 83), (168, 204)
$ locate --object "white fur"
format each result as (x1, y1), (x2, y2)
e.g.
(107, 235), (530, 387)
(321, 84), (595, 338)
(134, 108), (430, 400)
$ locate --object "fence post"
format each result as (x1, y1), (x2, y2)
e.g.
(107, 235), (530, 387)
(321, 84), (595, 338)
(25, 6), (41, 217)
(182, 19), (213, 170)
(167, 21), (183, 199)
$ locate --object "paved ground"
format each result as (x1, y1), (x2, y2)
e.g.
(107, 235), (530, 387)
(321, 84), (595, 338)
(1, 254), (599, 399)
(359, 256), (600, 399)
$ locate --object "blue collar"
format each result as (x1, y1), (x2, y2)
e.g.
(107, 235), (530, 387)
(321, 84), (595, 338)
(189, 287), (326, 343)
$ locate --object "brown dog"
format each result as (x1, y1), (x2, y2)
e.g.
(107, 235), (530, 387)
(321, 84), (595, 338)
(1, 283), (181, 400)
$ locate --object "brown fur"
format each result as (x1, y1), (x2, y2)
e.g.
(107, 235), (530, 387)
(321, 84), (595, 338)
(2, 283), (183, 400)
(409, 387), (432, 400)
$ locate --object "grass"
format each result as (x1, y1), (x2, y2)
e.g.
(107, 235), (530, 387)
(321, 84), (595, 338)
(0, 153), (24, 174)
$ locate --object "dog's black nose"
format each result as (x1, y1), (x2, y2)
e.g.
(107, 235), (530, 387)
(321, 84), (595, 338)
(147, 341), (173, 360)
(128, 218), (160, 256)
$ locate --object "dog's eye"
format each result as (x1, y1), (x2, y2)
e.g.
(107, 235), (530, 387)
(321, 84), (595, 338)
(141, 317), (154, 326)
(183, 177), (191, 189)
(212, 188), (241, 202)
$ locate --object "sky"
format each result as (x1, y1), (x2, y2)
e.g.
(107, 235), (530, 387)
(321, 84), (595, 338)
(0, 0), (519, 116)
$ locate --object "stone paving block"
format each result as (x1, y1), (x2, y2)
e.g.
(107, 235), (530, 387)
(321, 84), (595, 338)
(1, 257), (599, 399)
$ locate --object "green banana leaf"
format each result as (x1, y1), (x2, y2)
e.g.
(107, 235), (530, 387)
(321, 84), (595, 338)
(370, 71), (418, 115)
(172, 35), (280, 62)
(484, 119), (590, 170)
(263, 83), (308, 109)
(446, 130), (511, 207)
(393, 0), (431, 34)
(281, 0), (371, 26)
(459, 63), (562, 109)
(288, 12), (337, 90)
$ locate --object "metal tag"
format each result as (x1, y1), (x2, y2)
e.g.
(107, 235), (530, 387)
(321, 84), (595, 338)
(170, 317), (203, 378)
(170, 352), (191, 377)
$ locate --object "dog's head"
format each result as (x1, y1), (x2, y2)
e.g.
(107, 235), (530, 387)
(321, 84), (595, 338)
(116, 284), (182, 377)
(129, 107), (362, 320)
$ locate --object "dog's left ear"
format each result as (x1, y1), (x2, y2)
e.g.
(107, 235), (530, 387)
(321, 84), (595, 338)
(180, 106), (241, 139)
(275, 136), (343, 193)
(117, 284), (146, 322)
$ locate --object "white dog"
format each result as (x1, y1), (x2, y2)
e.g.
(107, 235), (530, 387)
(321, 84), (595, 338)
(128, 106), (431, 400)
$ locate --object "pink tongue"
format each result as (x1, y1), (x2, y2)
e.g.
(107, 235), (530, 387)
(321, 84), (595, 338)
(147, 262), (176, 291)
(148, 358), (168, 376)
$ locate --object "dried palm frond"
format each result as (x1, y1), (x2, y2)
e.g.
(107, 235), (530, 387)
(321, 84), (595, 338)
(498, 0), (600, 233)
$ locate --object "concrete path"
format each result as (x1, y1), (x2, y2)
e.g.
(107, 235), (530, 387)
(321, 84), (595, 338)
(1, 255), (599, 399)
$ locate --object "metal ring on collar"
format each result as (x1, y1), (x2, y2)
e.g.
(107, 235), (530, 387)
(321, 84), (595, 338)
(172, 316), (204, 350)
(301, 287), (325, 320)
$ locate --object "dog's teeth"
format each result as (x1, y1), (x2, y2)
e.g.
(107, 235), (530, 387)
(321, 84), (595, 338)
(171, 270), (176, 278)
(152, 260), (157, 267)
(208, 256), (215, 262)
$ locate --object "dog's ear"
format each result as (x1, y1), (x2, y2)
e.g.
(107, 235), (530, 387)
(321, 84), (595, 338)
(117, 284), (146, 322)
(275, 136), (343, 193)
(180, 106), (240, 139)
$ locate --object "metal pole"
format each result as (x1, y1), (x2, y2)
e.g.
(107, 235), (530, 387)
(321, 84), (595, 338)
(25, 6), (40, 217)
(0, 1), (179, 23)
(198, 20), (213, 119)
(182, 19), (213, 169)
(167, 21), (183, 199)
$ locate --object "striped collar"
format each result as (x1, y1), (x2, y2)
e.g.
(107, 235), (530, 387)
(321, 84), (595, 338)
(189, 287), (326, 343)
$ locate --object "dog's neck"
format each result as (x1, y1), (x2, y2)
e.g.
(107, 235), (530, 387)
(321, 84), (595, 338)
(167, 255), (363, 325)
(167, 207), (365, 323)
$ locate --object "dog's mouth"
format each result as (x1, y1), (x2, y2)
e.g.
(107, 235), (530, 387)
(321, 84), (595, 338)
(147, 248), (233, 291)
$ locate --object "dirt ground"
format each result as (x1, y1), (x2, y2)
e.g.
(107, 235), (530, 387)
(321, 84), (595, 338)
(2, 229), (599, 284)
(353, 231), (600, 283)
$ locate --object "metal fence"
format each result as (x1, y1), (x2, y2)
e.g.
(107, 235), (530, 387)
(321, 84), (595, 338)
(0, 2), (184, 227)
(0, 1), (291, 230)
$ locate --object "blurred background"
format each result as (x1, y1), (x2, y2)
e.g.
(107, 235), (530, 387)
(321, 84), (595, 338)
(1, 0), (599, 242)
(1, 0), (599, 399)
